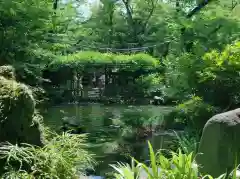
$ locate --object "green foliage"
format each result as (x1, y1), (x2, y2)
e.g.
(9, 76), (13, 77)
(198, 41), (240, 107)
(135, 73), (163, 97)
(163, 53), (200, 102)
(118, 107), (151, 139)
(111, 162), (136, 179)
(0, 0), (54, 62)
(166, 96), (217, 132)
(79, 0), (182, 54)
(112, 141), (240, 179)
(0, 0), (82, 88)
(49, 51), (160, 71)
(111, 141), (200, 179)
(157, 0), (240, 104)
(173, 131), (199, 156)
(0, 132), (94, 179)
(46, 52), (162, 103)
(121, 107), (156, 128)
(0, 0), (82, 62)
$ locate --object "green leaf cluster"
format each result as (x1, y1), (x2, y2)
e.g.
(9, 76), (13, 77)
(166, 96), (218, 132)
(112, 141), (240, 179)
(197, 41), (240, 106)
(49, 51), (160, 71)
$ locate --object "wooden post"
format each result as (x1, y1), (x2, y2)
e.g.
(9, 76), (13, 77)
(105, 65), (108, 86)
(76, 72), (81, 99)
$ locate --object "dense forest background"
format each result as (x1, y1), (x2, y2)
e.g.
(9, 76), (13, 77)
(1, 0), (239, 107)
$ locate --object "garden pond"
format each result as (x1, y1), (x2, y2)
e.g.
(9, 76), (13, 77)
(44, 103), (175, 177)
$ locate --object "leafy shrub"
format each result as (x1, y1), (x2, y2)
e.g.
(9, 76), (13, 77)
(0, 132), (94, 179)
(163, 42), (240, 109)
(49, 51), (160, 72)
(135, 73), (163, 98)
(121, 107), (150, 129)
(197, 41), (240, 108)
(165, 96), (218, 132)
(120, 107), (162, 135)
(163, 53), (201, 103)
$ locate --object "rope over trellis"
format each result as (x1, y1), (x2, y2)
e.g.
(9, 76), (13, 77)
(78, 41), (170, 53)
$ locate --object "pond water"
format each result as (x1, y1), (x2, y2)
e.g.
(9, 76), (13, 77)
(44, 103), (174, 177)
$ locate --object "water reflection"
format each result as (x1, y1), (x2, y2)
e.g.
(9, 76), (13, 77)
(44, 104), (173, 176)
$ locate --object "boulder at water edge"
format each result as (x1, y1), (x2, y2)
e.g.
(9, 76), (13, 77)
(0, 76), (44, 146)
(196, 108), (240, 177)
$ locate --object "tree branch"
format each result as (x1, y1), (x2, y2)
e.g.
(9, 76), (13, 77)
(142, 0), (155, 33)
(53, 0), (58, 10)
(206, 0), (238, 36)
(122, 0), (133, 25)
(187, 0), (213, 18)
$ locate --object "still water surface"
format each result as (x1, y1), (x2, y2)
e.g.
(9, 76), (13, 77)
(44, 103), (174, 177)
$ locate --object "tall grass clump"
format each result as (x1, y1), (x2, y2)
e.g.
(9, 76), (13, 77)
(173, 131), (199, 156)
(111, 141), (199, 179)
(111, 141), (240, 179)
(0, 131), (94, 179)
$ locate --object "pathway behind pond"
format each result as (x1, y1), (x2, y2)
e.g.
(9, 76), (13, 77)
(44, 103), (175, 177)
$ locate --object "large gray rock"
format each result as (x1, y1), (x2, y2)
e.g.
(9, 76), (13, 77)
(196, 108), (240, 177)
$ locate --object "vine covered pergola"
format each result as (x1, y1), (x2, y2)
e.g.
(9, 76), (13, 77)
(43, 51), (163, 103)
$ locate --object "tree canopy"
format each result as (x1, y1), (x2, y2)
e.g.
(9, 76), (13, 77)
(0, 0), (239, 106)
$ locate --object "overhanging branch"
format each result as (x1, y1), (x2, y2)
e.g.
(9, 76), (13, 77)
(187, 0), (214, 18)
(53, 0), (58, 10)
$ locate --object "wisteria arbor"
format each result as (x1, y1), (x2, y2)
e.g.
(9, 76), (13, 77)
(44, 51), (163, 103)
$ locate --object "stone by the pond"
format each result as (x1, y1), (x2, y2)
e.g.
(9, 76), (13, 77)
(61, 116), (86, 133)
(62, 116), (80, 126)
(152, 96), (163, 105)
(0, 76), (44, 146)
(196, 108), (240, 177)
(154, 96), (162, 100)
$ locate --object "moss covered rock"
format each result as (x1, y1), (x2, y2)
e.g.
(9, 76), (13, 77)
(0, 76), (43, 146)
(196, 108), (240, 177)
(0, 65), (16, 80)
